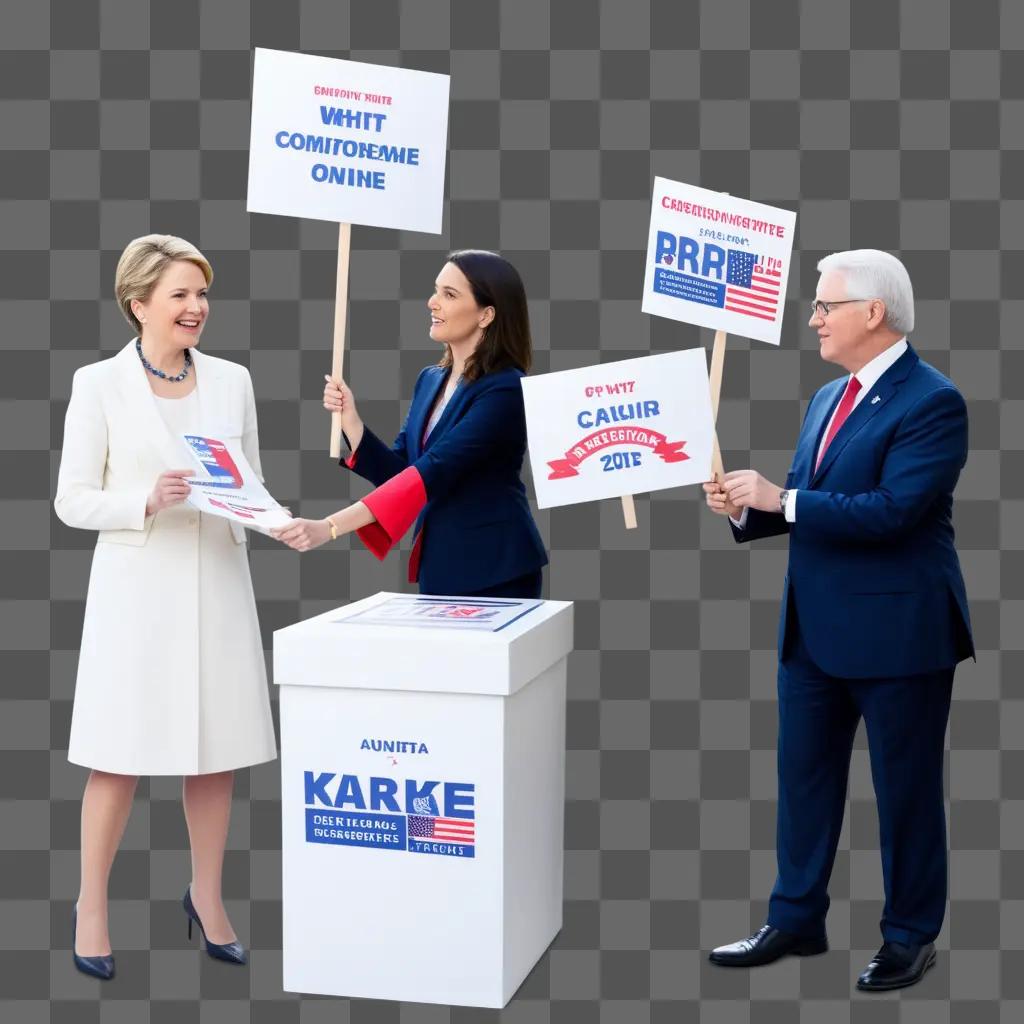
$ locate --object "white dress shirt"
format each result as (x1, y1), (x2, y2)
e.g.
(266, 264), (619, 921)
(731, 337), (908, 528)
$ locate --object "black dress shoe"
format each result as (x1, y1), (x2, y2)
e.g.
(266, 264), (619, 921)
(709, 924), (828, 967)
(856, 941), (936, 992)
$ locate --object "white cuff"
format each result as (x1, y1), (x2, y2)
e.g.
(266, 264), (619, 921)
(729, 507), (749, 530)
(784, 489), (797, 522)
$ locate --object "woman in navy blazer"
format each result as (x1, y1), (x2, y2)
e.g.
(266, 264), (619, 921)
(272, 250), (548, 598)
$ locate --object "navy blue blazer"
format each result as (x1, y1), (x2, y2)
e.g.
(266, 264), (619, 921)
(342, 364), (548, 595)
(732, 343), (974, 679)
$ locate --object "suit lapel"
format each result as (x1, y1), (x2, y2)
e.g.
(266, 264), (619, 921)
(405, 367), (443, 459)
(794, 380), (844, 488)
(417, 367), (465, 454)
(424, 377), (470, 451)
(810, 379), (892, 485)
(190, 348), (229, 435)
(115, 341), (233, 470)
(810, 345), (919, 486)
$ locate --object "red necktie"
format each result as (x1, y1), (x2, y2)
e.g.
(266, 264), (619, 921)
(815, 376), (862, 470)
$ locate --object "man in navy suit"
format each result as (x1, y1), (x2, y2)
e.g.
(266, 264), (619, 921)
(703, 250), (973, 992)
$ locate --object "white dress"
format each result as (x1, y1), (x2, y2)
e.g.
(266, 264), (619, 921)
(56, 343), (278, 776)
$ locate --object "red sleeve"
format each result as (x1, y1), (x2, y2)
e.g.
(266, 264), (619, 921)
(345, 449), (358, 469)
(355, 466), (427, 560)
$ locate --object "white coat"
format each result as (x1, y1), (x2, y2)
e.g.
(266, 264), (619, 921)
(54, 340), (277, 775)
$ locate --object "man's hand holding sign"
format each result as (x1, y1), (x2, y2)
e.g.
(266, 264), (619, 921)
(708, 473), (778, 520)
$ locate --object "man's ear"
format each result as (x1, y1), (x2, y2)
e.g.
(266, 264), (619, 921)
(866, 298), (887, 330)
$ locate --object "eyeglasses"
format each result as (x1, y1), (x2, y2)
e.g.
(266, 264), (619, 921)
(810, 298), (868, 319)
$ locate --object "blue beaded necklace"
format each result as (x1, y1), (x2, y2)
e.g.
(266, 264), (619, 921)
(136, 338), (192, 382)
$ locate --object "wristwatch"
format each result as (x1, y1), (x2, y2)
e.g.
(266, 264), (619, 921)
(778, 489), (789, 514)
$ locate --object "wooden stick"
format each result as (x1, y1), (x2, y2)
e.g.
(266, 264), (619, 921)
(329, 223), (353, 459)
(620, 494), (637, 530)
(709, 193), (731, 484)
(708, 329), (727, 480)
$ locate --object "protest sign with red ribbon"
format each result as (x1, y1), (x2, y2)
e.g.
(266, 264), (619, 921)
(521, 350), (715, 511)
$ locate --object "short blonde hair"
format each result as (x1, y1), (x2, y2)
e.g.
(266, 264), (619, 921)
(115, 234), (213, 333)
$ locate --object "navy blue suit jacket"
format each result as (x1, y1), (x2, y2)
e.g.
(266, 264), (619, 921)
(345, 364), (548, 595)
(732, 344), (974, 679)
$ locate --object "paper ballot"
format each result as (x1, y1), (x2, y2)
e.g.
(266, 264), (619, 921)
(181, 434), (291, 531)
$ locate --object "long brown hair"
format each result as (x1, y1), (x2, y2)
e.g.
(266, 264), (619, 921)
(439, 250), (532, 382)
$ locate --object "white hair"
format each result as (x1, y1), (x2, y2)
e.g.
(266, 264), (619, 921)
(816, 249), (914, 335)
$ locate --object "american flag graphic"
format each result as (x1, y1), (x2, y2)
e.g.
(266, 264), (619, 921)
(725, 250), (782, 322)
(408, 815), (475, 844)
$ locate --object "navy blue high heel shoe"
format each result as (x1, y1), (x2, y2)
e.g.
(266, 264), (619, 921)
(72, 906), (115, 980)
(183, 887), (247, 965)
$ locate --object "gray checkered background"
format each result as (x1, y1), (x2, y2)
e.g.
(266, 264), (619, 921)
(1, 0), (1020, 1020)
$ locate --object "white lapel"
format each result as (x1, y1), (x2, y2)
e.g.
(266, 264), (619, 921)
(113, 340), (236, 474)
(114, 343), (250, 509)
(190, 347), (234, 435)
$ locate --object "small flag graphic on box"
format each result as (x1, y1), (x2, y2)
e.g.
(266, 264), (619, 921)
(408, 815), (475, 844)
(725, 251), (782, 322)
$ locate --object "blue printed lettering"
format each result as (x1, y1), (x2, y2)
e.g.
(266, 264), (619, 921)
(319, 106), (388, 132)
(304, 771), (335, 806)
(577, 400), (661, 429)
(677, 236), (699, 274)
(443, 782), (475, 819)
(405, 778), (440, 812)
(655, 230), (675, 265)
(702, 243), (726, 280)
(370, 777), (400, 812)
(332, 774), (366, 810)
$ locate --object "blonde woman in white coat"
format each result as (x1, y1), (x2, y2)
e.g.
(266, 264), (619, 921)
(54, 235), (276, 979)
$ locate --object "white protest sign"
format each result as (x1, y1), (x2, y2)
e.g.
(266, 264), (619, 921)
(247, 48), (450, 234)
(521, 350), (715, 510)
(182, 434), (291, 532)
(641, 177), (796, 345)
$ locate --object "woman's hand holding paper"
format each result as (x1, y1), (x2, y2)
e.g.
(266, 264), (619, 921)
(146, 469), (193, 517)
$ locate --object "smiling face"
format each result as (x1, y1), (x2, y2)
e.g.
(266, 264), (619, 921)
(132, 260), (209, 350)
(808, 269), (878, 372)
(426, 261), (493, 348)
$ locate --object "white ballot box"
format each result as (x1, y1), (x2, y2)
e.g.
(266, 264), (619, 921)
(274, 592), (574, 1008)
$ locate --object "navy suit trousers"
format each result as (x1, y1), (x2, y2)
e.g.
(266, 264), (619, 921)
(767, 610), (954, 946)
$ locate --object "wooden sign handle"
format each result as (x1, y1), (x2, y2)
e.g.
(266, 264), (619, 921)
(709, 193), (730, 483)
(329, 222), (353, 460)
(708, 329), (727, 481)
(620, 494), (637, 530)
(619, 332), (727, 529)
